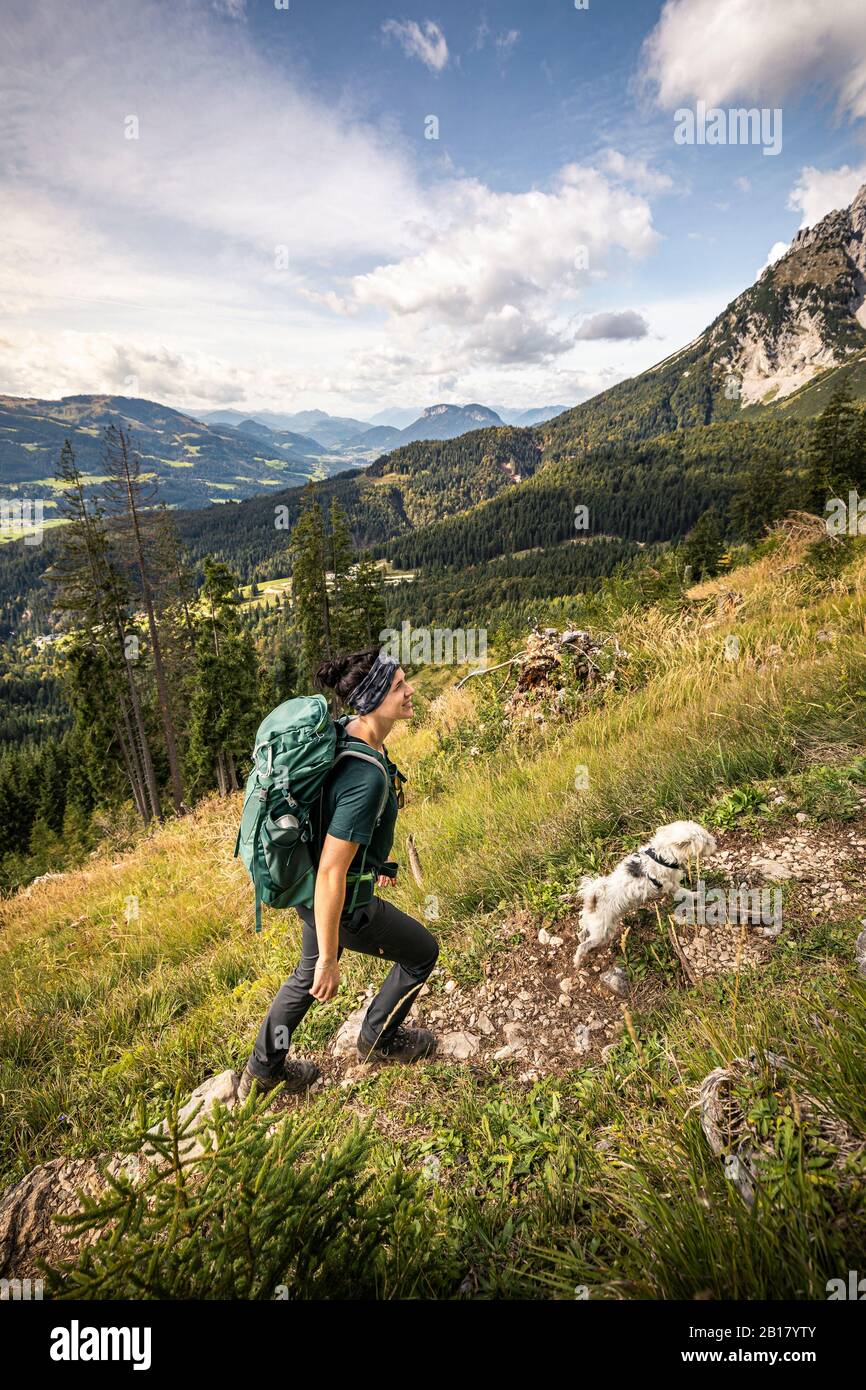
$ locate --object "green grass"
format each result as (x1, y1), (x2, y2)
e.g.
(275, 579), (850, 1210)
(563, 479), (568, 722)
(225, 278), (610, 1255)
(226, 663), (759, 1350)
(38, 948), (866, 1299)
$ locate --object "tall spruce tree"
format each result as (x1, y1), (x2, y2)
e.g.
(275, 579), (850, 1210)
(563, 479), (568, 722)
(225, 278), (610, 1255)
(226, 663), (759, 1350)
(681, 508), (723, 580)
(730, 448), (796, 541)
(340, 551), (387, 648)
(49, 440), (161, 822)
(290, 486), (332, 683)
(328, 497), (356, 650)
(806, 382), (866, 511)
(187, 558), (260, 796)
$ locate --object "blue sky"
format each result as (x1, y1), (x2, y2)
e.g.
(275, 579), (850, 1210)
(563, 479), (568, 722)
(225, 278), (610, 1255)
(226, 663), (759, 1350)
(3, 0), (866, 419)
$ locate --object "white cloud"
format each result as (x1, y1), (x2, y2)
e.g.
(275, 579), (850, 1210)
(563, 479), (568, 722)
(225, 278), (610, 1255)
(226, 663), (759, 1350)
(313, 164), (662, 370)
(461, 306), (572, 364)
(756, 241), (789, 279)
(787, 163), (866, 227)
(600, 149), (674, 195)
(3, 1), (424, 268)
(735, 176), (752, 193)
(575, 310), (650, 341)
(341, 167), (658, 323)
(642, 0), (866, 119)
(211, 0), (247, 18)
(495, 30), (520, 57)
(381, 19), (448, 72)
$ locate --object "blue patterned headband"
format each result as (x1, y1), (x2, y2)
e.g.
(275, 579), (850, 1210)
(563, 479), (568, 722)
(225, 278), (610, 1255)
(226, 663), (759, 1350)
(347, 651), (399, 713)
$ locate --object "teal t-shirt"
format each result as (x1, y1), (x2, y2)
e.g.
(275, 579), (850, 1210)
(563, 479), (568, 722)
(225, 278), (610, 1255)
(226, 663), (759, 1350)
(316, 722), (404, 882)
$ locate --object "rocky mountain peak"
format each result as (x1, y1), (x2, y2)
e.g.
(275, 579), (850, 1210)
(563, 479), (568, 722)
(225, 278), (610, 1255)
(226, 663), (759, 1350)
(705, 181), (866, 406)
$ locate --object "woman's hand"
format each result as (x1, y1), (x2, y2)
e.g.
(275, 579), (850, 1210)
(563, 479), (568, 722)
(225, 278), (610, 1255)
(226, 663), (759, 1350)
(310, 957), (340, 1002)
(377, 869), (396, 888)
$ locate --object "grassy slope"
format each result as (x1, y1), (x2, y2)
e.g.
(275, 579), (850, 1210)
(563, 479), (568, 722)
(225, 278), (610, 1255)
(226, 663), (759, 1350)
(2, 531), (865, 1297)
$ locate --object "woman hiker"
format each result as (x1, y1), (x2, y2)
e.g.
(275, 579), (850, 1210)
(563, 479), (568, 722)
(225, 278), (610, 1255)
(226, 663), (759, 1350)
(238, 648), (440, 1101)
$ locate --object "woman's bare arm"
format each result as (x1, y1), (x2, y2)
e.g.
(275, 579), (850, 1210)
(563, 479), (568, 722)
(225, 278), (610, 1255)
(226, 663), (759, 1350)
(309, 833), (359, 1001)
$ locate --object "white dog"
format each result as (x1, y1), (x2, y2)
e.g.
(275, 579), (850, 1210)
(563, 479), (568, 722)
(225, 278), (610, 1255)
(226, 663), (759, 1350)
(573, 820), (717, 966)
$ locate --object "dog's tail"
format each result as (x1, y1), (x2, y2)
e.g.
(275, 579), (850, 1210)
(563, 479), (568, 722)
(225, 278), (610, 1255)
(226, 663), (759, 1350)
(578, 874), (606, 916)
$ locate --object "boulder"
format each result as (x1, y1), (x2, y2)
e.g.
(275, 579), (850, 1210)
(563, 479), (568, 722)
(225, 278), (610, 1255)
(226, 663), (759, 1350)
(0, 1150), (151, 1282)
(437, 1031), (480, 1061)
(144, 1069), (239, 1162)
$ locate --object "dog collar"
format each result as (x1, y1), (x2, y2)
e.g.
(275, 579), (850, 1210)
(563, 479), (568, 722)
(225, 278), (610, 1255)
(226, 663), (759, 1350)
(642, 846), (682, 872)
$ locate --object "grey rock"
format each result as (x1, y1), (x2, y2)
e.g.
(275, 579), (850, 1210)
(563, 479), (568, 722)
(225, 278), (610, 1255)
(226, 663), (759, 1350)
(331, 1001), (371, 1057)
(503, 1021), (527, 1047)
(754, 858), (795, 881)
(145, 1069), (239, 1162)
(600, 966), (629, 998)
(438, 1030), (480, 1061)
(421, 1154), (442, 1184)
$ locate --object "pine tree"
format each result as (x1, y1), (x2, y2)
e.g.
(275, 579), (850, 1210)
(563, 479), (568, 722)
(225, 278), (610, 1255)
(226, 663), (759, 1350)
(48, 440), (161, 822)
(806, 382), (866, 511)
(328, 498), (355, 649)
(150, 503), (197, 779)
(340, 551), (387, 647)
(46, 1091), (438, 1300)
(187, 558), (259, 796)
(290, 486), (332, 683)
(62, 635), (133, 811)
(680, 508), (723, 580)
(730, 449), (795, 540)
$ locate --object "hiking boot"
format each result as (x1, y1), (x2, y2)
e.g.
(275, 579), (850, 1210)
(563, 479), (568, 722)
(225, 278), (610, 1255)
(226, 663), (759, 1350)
(237, 1063), (281, 1103)
(357, 1025), (437, 1065)
(237, 1058), (321, 1103)
(281, 1058), (322, 1093)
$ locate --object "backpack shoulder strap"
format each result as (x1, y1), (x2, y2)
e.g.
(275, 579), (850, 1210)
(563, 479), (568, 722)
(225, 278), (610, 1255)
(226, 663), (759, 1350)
(329, 746), (392, 916)
(331, 746), (390, 821)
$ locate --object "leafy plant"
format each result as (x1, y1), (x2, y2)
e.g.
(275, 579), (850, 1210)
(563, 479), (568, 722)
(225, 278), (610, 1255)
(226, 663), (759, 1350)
(708, 784), (770, 827)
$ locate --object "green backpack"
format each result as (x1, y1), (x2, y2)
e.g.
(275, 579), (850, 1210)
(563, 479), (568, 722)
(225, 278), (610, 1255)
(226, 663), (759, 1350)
(233, 694), (390, 932)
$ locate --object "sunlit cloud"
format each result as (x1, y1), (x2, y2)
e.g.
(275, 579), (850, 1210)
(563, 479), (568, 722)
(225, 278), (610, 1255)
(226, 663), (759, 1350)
(381, 19), (449, 72)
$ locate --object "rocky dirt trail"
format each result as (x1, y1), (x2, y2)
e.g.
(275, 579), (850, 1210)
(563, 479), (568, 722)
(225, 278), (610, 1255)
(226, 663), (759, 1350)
(316, 802), (866, 1090)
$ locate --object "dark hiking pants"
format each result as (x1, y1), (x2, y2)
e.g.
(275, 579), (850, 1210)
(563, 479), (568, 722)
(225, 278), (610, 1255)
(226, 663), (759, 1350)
(246, 895), (439, 1079)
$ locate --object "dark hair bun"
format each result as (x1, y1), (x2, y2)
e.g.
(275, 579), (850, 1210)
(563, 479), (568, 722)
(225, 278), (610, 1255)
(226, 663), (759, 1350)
(314, 658), (344, 690)
(315, 648), (381, 704)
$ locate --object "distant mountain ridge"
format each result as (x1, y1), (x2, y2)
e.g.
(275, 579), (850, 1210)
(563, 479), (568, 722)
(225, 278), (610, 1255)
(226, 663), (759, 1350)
(0, 394), (342, 512)
(159, 182), (866, 585)
(200, 408), (367, 450)
(200, 401), (568, 456)
(0, 393), (568, 518)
